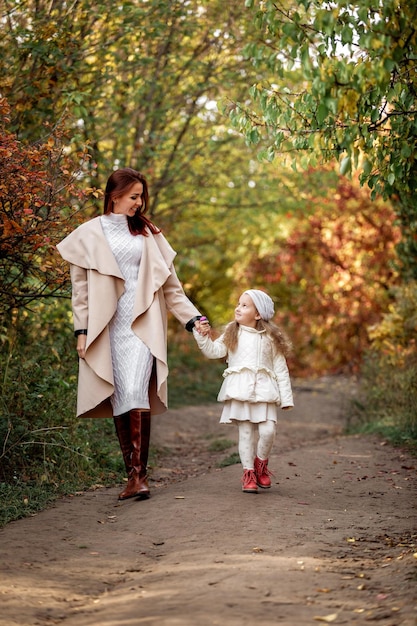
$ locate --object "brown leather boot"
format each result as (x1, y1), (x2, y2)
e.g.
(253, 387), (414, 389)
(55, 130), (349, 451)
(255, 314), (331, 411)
(114, 413), (132, 474)
(118, 409), (151, 500)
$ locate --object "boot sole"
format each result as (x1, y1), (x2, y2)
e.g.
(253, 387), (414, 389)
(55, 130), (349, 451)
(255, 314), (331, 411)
(118, 491), (150, 501)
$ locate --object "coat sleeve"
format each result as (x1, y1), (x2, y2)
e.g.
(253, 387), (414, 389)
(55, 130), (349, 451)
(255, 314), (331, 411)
(161, 263), (201, 325)
(273, 352), (294, 409)
(70, 264), (89, 331)
(193, 330), (228, 360)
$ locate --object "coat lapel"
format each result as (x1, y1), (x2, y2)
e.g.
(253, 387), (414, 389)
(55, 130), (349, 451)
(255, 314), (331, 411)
(57, 217), (124, 279)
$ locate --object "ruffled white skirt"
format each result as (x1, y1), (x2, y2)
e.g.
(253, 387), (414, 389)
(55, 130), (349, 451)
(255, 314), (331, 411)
(220, 400), (278, 424)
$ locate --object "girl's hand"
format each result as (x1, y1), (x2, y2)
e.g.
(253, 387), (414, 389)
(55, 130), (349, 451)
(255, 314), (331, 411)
(195, 316), (211, 336)
(77, 334), (87, 359)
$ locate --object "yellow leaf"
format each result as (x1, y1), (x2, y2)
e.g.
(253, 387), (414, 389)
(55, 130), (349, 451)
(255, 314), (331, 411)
(314, 614), (338, 623)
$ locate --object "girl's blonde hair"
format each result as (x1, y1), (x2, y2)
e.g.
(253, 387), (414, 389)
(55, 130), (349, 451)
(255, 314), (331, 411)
(223, 320), (292, 356)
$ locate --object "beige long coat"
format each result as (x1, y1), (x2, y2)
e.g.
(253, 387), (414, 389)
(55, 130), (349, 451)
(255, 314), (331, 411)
(57, 217), (200, 418)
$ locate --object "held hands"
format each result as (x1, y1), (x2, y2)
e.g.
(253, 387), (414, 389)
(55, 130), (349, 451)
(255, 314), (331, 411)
(195, 316), (211, 336)
(76, 334), (87, 359)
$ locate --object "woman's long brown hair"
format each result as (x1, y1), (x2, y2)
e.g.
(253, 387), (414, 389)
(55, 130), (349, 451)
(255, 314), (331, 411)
(103, 167), (160, 236)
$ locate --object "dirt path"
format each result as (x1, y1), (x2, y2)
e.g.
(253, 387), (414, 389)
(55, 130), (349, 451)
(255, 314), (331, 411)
(1, 378), (416, 626)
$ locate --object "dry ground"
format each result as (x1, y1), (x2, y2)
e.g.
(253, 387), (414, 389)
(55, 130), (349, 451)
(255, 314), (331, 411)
(1, 377), (416, 626)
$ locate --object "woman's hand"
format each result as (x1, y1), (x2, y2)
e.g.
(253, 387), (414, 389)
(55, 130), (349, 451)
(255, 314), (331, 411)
(76, 334), (87, 359)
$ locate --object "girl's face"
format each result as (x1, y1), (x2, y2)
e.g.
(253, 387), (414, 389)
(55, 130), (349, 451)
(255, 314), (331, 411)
(113, 182), (144, 216)
(234, 293), (260, 328)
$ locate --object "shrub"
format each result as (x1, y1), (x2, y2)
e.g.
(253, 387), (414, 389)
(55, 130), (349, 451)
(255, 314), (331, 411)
(348, 282), (417, 450)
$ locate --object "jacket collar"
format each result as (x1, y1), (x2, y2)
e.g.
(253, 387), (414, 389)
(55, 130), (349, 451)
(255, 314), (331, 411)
(239, 325), (266, 334)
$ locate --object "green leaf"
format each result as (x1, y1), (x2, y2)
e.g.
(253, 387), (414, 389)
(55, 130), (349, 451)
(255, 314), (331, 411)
(401, 144), (412, 158)
(362, 159), (373, 176)
(340, 156), (351, 176)
(341, 25), (353, 44)
(316, 103), (328, 125)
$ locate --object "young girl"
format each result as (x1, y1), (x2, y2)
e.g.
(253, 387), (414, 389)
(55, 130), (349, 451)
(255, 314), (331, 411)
(194, 289), (293, 493)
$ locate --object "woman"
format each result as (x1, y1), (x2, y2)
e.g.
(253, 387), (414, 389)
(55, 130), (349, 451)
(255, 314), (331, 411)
(57, 168), (203, 501)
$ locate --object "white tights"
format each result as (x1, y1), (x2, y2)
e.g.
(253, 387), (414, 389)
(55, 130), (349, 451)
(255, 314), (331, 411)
(238, 420), (276, 470)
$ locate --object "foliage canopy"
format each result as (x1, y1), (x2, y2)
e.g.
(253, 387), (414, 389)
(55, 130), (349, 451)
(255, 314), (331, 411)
(232, 0), (417, 277)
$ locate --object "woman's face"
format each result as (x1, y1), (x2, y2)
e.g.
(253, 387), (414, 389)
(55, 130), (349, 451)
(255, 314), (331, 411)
(113, 182), (144, 216)
(234, 293), (260, 328)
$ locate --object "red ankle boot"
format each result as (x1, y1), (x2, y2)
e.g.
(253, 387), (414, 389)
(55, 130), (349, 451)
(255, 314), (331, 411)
(242, 469), (258, 493)
(254, 456), (273, 488)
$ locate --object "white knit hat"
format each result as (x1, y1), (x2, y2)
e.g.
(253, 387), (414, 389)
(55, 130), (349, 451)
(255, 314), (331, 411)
(244, 289), (275, 321)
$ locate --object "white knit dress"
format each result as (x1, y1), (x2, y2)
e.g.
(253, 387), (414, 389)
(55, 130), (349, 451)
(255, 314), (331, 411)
(100, 213), (153, 416)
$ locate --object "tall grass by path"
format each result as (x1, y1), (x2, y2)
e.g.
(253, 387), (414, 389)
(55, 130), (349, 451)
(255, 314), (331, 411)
(347, 350), (417, 453)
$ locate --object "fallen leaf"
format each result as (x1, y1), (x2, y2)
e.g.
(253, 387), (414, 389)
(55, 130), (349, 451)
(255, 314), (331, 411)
(314, 613), (338, 623)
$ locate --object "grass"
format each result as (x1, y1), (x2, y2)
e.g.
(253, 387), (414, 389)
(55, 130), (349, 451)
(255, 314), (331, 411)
(208, 438), (240, 468)
(346, 351), (417, 455)
(207, 438), (235, 452)
(217, 452), (240, 468)
(0, 481), (61, 527)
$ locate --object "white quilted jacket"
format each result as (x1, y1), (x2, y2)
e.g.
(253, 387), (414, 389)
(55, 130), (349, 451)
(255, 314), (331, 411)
(193, 325), (293, 408)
